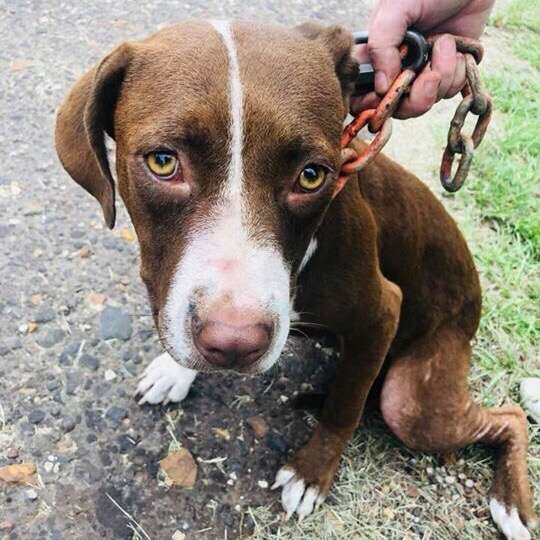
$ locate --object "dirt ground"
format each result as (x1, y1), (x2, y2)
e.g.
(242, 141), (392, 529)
(0, 1), (536, 539)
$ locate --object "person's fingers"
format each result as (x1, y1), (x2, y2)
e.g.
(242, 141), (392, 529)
(368, 2), (411, 94)
(443, 52), (467, 98)
(430, 34), (457, 100)
(350, 92), (381, 114)
(394, 68), (441, 119)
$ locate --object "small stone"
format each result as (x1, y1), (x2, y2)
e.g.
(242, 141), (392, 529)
(61, 416), (77, 433)
(159, 448), (197, 488)
(426, 466), (434, 476)
(44, 461), (54, 473)
(79, 246), (92, 258)
(458, 473), (466, 481)
(32, 306), (55, 323)
(212, 428), (231, 441)
(6, 447), (19, 459)
(257, 480), (269, 489)
(106, 406), (128, 425)
(28, 409), (46, 424)
(26, 488), (38, 501)
(104, 369), (117, 381)
(99, 307), (132, 341)
(36, 328), (65, 348)
(246, 416), (269, 438)
(172, 532), (186, 540)
(279, 395), (288, 403)
(465, 479), (475, 488)
(27, 322), (38, 333)
(79, 354), (99, 371)
(0, 521), (15, 532)
(445, 475), (456, 484)
(87, 292), (107, 307)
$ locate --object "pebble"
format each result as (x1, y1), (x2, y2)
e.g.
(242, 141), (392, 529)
(465, 479), (475, 488)
(26, 488), (39, 501)
(172, 532), (186, 540)
(445, 475), (456, 485)
(0, 337), (22, 356)
(246, 415), (269, 438)
(426, 466), (434, 476)
(99, 306), (132, 341)
(6, 447), (19, 459)
(257, 480), (269, 489)
(28, 409), (46, 424)
(37, 328), (65, 348)
(79, 353), (99, 371)
(106, 406), (128, 425)
(0, 521), (15, 532)
(32, 305), (55, 323)
(104, 369), (117, 382)
(61, 415), (78, 433)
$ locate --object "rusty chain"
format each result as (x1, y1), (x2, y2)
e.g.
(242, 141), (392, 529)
(341, 34), (492, 192)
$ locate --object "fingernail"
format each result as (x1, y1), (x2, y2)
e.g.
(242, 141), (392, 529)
(375, 71), (388, 94)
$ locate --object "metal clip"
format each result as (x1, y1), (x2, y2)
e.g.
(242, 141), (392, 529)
(352, 29), (430, 95)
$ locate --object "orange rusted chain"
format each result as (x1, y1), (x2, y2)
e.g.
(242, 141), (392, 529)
(341, 33), (492, 193)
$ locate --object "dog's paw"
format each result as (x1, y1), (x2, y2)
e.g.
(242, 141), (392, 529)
(271, 425), (344, 520)
(489, 498), (534, 540)
(136, 353), (197, 405)
(271, 466), (327, 520)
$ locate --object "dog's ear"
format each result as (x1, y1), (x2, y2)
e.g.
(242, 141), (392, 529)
(295, 22), (356, 98)
(55, 43), (132, 229)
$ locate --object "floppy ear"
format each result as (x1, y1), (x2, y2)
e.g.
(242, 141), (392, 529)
(55, 43), (132, 229)
(295, 22), (356, 99)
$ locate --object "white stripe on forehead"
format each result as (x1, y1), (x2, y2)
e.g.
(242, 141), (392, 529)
(210, 20), (244, 200)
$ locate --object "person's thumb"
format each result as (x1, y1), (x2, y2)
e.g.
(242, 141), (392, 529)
(368, 5), (409, 95)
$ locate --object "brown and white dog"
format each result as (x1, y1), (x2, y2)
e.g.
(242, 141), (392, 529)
(55, 20), (537, 539)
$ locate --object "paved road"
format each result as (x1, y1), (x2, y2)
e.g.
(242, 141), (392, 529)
(0, 1), (373, 539)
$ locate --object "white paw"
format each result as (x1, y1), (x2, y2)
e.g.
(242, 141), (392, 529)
(136, 353), (197, 405)
(520, 378), (540, 423)
(490, 499), (531, 540)
(271, 466), (325, 521)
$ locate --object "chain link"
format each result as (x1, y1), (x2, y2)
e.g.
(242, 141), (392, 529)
(341, 34), (492, 193)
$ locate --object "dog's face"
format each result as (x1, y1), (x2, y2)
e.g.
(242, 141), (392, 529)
(56, 20), (356, 373)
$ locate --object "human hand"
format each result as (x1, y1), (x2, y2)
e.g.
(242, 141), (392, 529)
(351, 0), (495, 118)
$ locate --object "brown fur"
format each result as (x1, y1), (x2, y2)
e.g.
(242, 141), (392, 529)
(54, 19), (536, 532)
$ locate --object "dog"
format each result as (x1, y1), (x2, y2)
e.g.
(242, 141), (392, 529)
(54, 19), (536, 539)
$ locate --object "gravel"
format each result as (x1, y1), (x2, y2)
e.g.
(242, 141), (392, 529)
(0, 2), (372, 538)
(99, 307), (133, 341)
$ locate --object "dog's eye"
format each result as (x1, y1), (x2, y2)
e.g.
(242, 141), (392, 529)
(145, 151), (179, 178)
(297, 164), (327, 192)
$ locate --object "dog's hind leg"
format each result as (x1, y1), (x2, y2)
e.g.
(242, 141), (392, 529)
(381, 326), (537, 540)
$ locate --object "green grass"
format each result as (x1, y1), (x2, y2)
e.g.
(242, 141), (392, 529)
(491, 0), (540, 69)
(462, 70), (540, 256)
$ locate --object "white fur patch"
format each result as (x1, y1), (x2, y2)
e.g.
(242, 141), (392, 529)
(520, 377), (540, 423)
(272, 465), (323, 520)
(137, 353), (197, 405)
(298, 237), (318, 274)
(489, 498), (531, 540)
(161, 21), (291, 373)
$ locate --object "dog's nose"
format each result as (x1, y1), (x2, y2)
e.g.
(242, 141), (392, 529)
(192, 307), (273, 369)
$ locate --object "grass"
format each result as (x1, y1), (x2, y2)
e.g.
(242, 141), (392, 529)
(249, 1), (540, 538)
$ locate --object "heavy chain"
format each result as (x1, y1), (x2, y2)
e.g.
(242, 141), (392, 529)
(341, 35), (492, 192)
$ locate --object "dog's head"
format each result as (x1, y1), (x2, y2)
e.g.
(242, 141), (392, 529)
(55, 20), (356, 374)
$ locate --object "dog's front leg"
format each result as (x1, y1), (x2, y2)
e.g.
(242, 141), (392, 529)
(273, 277), (402, 519)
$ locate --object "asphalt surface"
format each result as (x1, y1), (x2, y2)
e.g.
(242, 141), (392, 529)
(0, 1), (374, 539)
